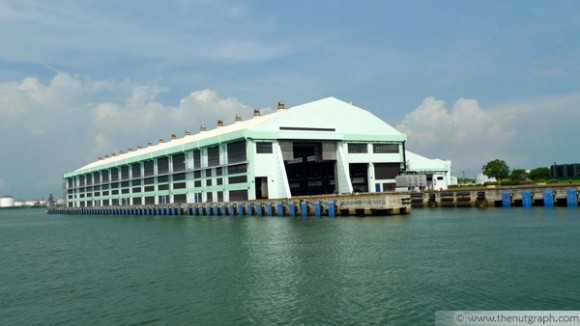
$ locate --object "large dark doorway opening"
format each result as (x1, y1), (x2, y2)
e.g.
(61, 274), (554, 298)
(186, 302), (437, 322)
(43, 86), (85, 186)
(284, 142), (336, 196)
(349, 163), (368, 193)
(255, 177), (269, 199)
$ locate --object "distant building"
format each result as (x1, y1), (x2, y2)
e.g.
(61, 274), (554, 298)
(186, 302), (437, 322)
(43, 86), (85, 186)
(551, 163), (580, 179)
(63, 97), (452, 208)
(0, 196), (15, 208)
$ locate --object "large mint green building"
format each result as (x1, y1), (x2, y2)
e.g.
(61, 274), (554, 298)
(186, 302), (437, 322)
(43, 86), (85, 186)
(63, 97), (449, 208)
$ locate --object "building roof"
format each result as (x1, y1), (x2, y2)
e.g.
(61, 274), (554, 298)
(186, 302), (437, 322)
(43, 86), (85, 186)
(66, 97), (406, 177)
(405, 151), (451, 173)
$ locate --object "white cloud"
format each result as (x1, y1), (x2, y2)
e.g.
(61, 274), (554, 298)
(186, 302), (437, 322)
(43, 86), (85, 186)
(0, 73), (257, 199)
(397, 92), (580, 174)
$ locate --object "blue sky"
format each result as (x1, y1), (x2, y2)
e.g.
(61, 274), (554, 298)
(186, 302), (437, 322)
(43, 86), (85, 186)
(1, 0), (579, 199)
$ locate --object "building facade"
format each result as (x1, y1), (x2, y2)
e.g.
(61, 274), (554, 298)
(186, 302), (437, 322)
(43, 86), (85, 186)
(63, 97), (448, 208)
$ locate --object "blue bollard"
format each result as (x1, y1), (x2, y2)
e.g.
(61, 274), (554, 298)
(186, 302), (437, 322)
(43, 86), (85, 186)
(501, 191), (511, 208)
(213, 205), (218, 216)
(267, 203), (273, 217)
(277, 202), (284, 217)
(301, 201), (308, 217)
(246, 203), (253, 216)
(229, 203), (235, 216)
(567, 189), (578, 207)
(256, 203), (262, 216)
(544, 189), (554, 207)
(238, 203), (244, 216)
(314, 201), (321, 218)
(289, 202), (296, 217)
(522, 190), (532, 208)
(328, 201), (336, 218)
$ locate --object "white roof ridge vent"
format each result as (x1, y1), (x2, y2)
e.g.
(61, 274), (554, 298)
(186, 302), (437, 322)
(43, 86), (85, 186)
(235, 114), (242, 123)
(200, 125), (206, 132)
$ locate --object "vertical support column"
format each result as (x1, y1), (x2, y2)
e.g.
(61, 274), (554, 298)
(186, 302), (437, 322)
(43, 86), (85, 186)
(238, 203), (244, 216)
(301, 201), (308, 217)
(256, 203), (263, 217)
(522, 190), (532, 208)
(543, 189), (554, 207)
(246, 202), (253, 216)
(566, 189), (578, 207)
(314, 201), (321, 218)
(289, 202), (296, 217)
(229, 203), (235, 216)
(501, 191), (511, 208)
(213, 204), (218, 216)
(267, 203), (273, 217)
(277, 202), (284, 217)
(328, 201), (336, 218)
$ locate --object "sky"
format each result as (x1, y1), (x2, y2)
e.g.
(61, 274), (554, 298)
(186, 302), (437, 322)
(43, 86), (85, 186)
(1, 0), (579, 199)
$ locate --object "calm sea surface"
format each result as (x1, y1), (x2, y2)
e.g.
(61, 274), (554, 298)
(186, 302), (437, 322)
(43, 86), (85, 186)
(1, 208), (579, 325)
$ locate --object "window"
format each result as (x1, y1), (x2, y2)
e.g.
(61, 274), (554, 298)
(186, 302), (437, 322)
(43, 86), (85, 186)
(158, 176), (169, 183)
(121, 181), (129, 188)
(227, 140), (246, 164)
(256, 142), (273, 154)
(102, 171), (109, 183)
(132, 180), (141, 186)
(132, 163), (141, 178)
(194, 171), (201, 179)
(228, 164), (247, 174)
(373, 143), (399, 154)
(193, 150), (201, 169)
(173, 182), (186, 189)
(158, 157), (169, 174)
(206, 179), (213, 187)
(348, 143), (368, 153)
(217, 191), (223, 202)
(207, 146), (220, 167)
(206, 192), (213, 202)
(145, 186), (154, 192)
(172, 153), (186, 172)
(228, 176), (247, 184)
(159, 184), (169, 191)
(174, 194), (186, 203)
(132, 187), (141, 193)
(144, 177), (154, 185)
(217, 178), (223, 185)
(121, 166), (129, 180)
(144, 160), (154, 176)
(173, 173), (186, 181)
(229, 190), (248, 201)
(374, 163), (401, 179)
(216, 167), (222, 176)
(205, 169), (212, 177)
(194, 180), (202, 187)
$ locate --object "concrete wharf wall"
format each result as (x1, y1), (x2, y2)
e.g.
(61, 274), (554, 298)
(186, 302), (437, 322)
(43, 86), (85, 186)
(47, 193), (412, 217)
(410, 184), (580, 208)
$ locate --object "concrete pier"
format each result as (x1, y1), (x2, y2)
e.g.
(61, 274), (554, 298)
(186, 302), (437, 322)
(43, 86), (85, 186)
(410, 185), (580, 208)
(47, 193), (412, 217)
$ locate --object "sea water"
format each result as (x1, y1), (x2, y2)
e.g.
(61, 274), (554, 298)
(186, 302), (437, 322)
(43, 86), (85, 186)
(1, 208), (579, 325)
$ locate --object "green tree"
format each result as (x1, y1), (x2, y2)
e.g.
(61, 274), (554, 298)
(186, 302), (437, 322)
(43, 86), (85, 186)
(482, 159), (510, 183)
(529, 167), (550, 181)
(509, 169), (528, 182)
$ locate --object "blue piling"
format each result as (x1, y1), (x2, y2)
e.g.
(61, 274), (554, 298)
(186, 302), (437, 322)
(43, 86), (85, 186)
(277, 202), (284, 217)
(229, 203), (235, 216)
(328, 201), (336, 217)
(567, 189), (578, 207)
(267, 203), (273, 217)
(246, 203), (253, 216)
(289, 202), (296, 217)
(256, 203), (263, 216)
(213, 205), (218, 216)
(501, 191), (511, 208)
(314, 201), (321, 218)
(301, 201), (308, 217)
(238, 203), (244, 216)
(544, 189), (554, 207)
(522, 190), (532, 208)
